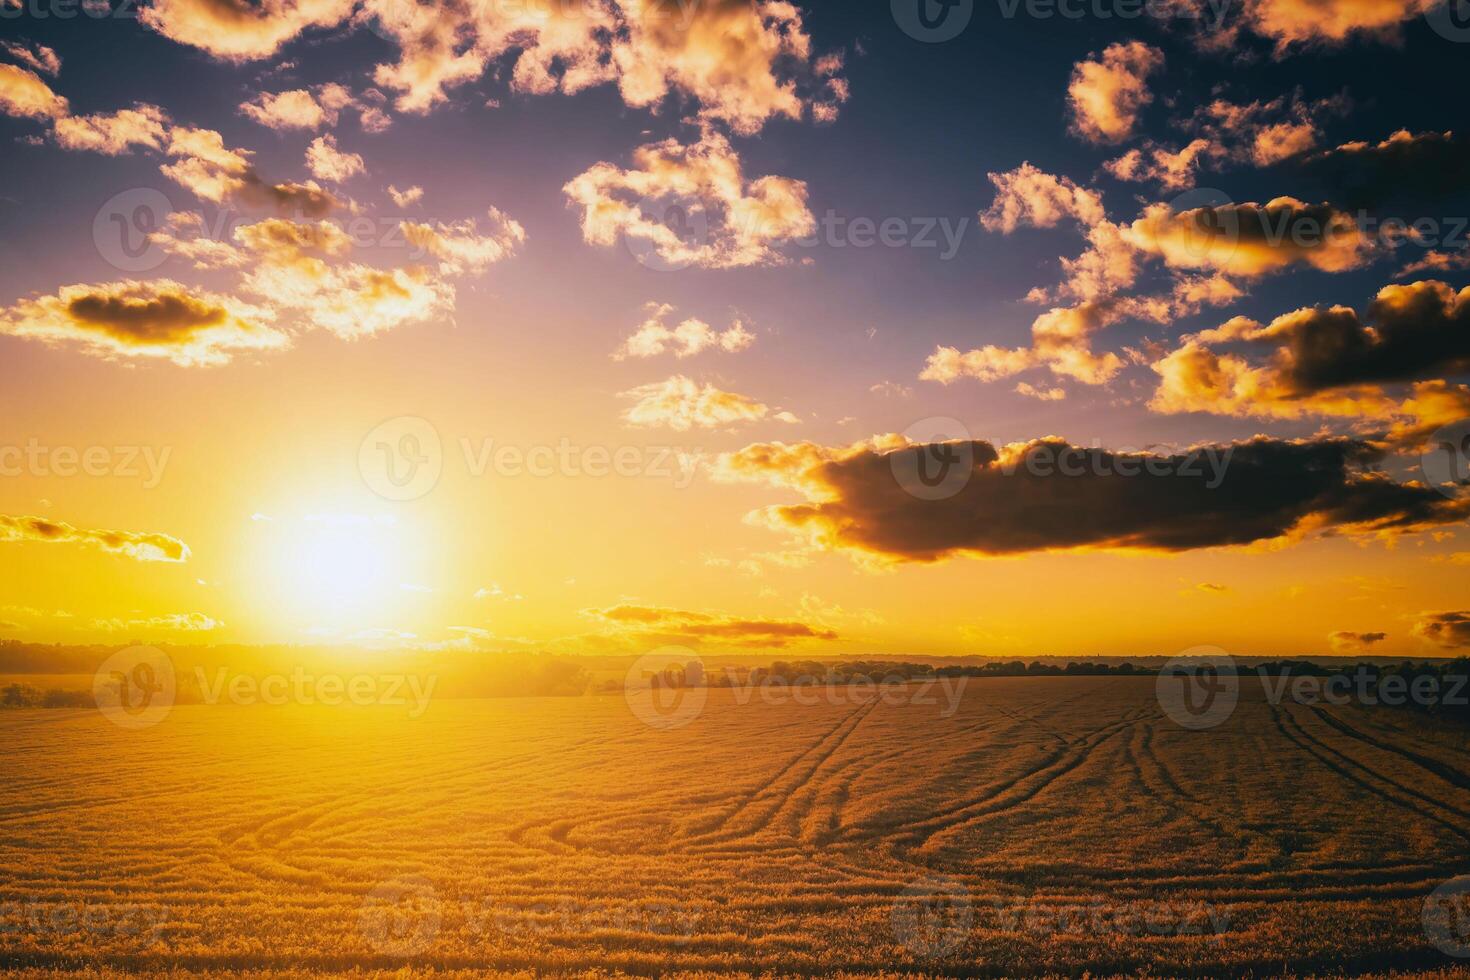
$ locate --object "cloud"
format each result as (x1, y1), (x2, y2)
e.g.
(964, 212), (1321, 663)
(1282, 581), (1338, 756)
(305, 133), (364, 182)
(1066, 42), (1163, 144)
(1298, 129), (1469, 210)
(620, 375), (784, 431)
(1413, 611), (1470, 649)
(360, 0), (844, 132)
(1, 40), (60, 76)
(52, 104), (170, 155)
(150, 213), (516, 342)
(0, 515), (190, 562)
(584, 603), (838, 647)
(96, 612), (221, 632)
(613, 303), (754, 360)
(0, 62), (68, 120)
(716, 434), (1470, 563)
(0, 279), (285, 366)
(399, 208), (526, 274)
(1104, 94), (1349, 191)
(243, 254), (453, 340)
(1239, 0), (1436, 51)
(563, 128), (815, 269)
(1124, 197), (1371, 277)
(1104, 139), (1215, 191)
(870, 380), (913, 399)
(388, 184), (423, 207)
(921, 301), (1126, 386)
(1015, 381), (1066, 401)
(142, 0), (843, 133)
(162, 126), (339, 215)
(1399, 249), (1470, 279)
(240, 83), (353, 129)
(139, 0), (356, 61)
(1150, 280), (1470, 427)
(1329, 629), (1387, 653)
(980, 163), (1106, 233)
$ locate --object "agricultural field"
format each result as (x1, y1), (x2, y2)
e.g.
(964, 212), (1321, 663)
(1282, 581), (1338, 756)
(5, 675), (1470, 977)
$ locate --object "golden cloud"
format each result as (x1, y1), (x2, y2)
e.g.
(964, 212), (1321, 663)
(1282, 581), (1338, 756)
(980, 163), (1106, 233)
(1150, 280), (1470, 430)
(139, 0), (356, 61)
(1124, 197), (1371, 277)
(399, 208), (527, 275)
(620, 375), (788, 431)
(0, 62), (68, 120)
(305, 133), (364, 183)
(614, 303), (754, 360)
(565, 129), (815, 269)
(0, 279), (286, 366)
(161, 126), (339, 215)
(52, 104), (170, 155)
(0, 515), (190, 563)
(358, 0), (843, 131)
(240, 83), (354, 130)
(585, 603), (838, 647)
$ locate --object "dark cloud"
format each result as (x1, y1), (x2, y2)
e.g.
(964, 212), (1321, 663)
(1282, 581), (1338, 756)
(1329, 630), (1387, 654)
(720, 436), (1470, 562)
(1295, 130), (1470, 211)
(1262, 280), (1470, 392)
(1413, 611), (1470, 649)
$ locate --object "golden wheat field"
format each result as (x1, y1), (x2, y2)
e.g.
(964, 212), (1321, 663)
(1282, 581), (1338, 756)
(6, 676), (1470, 978)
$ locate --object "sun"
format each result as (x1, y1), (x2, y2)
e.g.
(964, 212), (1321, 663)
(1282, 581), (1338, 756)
(245, 511), (417, 634)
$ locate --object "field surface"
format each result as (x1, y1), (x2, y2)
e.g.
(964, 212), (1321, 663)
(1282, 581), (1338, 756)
(5, 676), (1470, 977)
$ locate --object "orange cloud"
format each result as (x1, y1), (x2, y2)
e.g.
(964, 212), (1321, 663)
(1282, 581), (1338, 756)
(1066, 42), (1163, 144)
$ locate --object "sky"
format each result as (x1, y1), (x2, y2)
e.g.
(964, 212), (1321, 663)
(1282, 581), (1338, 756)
(0, 0), (1468, 659)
